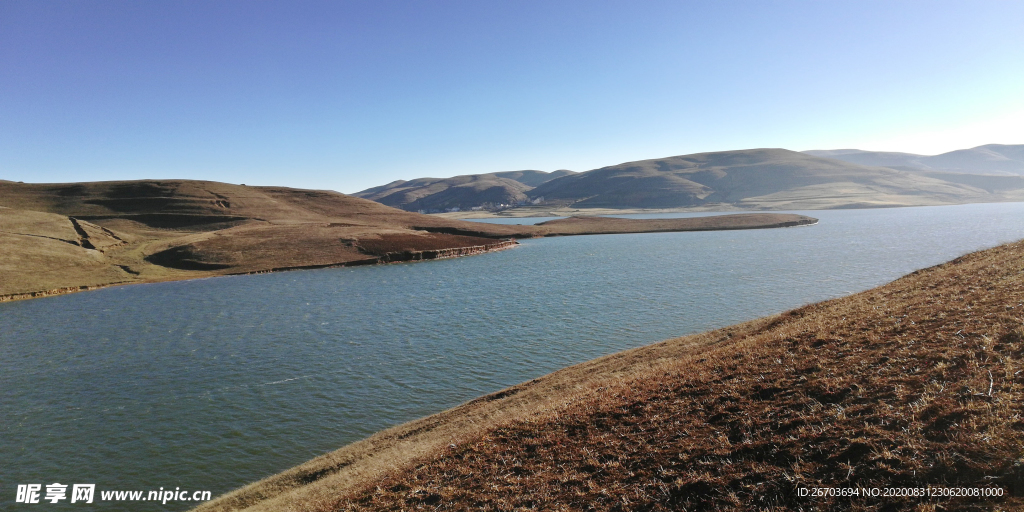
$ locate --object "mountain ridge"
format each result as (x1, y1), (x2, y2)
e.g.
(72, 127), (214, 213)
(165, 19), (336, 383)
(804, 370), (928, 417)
(804, 144), (1024, 175)
(356, 146), (1024, 213)
(354, 170), (575, 212)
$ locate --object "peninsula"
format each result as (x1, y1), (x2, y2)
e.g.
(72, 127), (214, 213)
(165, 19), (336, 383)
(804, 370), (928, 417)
(0, 179), (815, 301)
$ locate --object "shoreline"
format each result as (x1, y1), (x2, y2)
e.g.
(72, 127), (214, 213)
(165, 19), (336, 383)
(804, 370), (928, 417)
(0, 283), (131, 303)
(431, 203), (751, 219)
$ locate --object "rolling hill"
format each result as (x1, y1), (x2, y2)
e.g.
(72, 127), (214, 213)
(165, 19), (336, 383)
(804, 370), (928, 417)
(357, 146), (1024, 213)
(354, 170), (575, 212)
(527, 148), (1016, 209)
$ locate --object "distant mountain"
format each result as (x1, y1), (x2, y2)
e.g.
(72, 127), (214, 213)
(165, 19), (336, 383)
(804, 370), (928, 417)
(356, 145), (1024, 212)
(804, 144), (1024, 175)
(527, 148), (1004, 209)
(354, 170), (575, 212)
(923, 145), (1024, 175)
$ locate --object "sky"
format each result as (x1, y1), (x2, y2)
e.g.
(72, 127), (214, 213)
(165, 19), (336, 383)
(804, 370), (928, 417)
(2, 1), (1023, 193)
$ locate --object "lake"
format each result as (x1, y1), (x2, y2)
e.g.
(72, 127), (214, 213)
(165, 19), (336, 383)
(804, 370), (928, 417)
(3, 203), (1024, 510)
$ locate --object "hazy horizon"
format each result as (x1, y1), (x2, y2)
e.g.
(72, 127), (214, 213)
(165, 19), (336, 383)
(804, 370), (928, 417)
(7, 142), (1024, 193)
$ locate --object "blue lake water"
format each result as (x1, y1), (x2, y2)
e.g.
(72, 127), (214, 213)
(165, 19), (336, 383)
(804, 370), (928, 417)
(2, 203), (1024, 510)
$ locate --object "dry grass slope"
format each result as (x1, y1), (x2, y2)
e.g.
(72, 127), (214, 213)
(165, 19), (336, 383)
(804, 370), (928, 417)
(353, 170), (575, 212)
(196, 239), (1024, 512)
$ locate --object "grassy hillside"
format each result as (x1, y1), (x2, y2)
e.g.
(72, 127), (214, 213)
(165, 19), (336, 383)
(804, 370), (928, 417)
(492, 169), (576, 187)
(0, 206), (133, 294)
(353, 170), (575, 212)
(0, 179), (809, 300)
(193, 238), (1024, 511)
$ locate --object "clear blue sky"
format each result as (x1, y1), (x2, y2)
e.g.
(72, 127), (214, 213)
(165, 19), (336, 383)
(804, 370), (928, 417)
(2, 1), (1023, 193)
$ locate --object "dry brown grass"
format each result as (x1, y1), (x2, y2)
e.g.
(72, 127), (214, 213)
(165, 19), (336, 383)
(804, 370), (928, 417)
(197, 239), (1024, 512)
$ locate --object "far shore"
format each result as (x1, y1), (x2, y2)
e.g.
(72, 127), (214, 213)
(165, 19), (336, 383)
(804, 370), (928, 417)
(431, 203), (750, 219)
(432, 197), (1024, 220)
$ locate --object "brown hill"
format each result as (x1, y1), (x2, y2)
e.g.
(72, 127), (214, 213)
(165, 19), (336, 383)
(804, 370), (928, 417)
(0, 179), (811, 300)
(492, 169), (576, 187)
(354, 170), (575, 212)
(193, 238), (1024, 512)
(527, 148), (1007, 209)
(0, 207), (132, 294)
(357, 147), (1024, 214)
